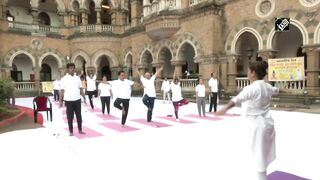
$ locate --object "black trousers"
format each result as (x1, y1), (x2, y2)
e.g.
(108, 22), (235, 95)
(209, 92), (218, 112)
(113, 98), (130, 125)
(100, 96), (111, 114)
(88, 90), (96, 109)
(53, 90), (60, 101)
(142, 95), (155, 122)
(65, 99), (82, 133)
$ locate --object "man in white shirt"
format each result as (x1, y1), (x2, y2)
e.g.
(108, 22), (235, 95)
(86, 71), (97, 109)
(109, 71), (135, 127)
(136, 66), (163, 122)
(208, 72), (219, 112)
(161, 77), (171, 103)
(53, 77), (61, 102)
(195, 78), (206, 116)
(60, 63), (86, 136)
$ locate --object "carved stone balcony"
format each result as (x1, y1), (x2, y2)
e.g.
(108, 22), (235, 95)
(144, 15), (180, 40)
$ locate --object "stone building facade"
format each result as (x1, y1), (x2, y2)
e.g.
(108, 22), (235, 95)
(0, 0), (319, 96)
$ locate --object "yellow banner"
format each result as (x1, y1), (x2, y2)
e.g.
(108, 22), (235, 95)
(268, 57), (305, 81)
(41, 81), (54, 93)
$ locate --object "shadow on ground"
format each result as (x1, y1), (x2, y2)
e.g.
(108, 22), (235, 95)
(0, 115), (42, 134)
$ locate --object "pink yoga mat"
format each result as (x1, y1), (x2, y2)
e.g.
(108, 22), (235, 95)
(100, 122), (139, 132)
(157, 116), (196, 124)
(207, 112), (241, 117)
(65, 126), (103, 139)
(184, 114), (224, 121)
(131, 118), (171, 128)
(87, 108), (102, 113)
(95, 114), (119, 120)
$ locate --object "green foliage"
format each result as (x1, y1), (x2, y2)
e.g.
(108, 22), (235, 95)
(0, 79), (14, 105)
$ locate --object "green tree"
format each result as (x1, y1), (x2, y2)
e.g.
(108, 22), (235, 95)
(0, 79), (14, 105)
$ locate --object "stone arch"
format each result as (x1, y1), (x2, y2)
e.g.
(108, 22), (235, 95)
(71, 50), (90, 64)
(176, 40), (198, 61)
(139, 48), (154, 64)
(38, 49), (66, 68)
(230, 27), (263, 54)
(4, 47), (36, 68)
(124, 52), (133, 66)
(155, 39), (174, 62)
(70, 0), (81, 11)
(91, 49), (119, 68)
(122, 47), (132, 65)
(29, 0), (66, 12)
(174, 33), (203, 59)
(97, 0), (117, 9)
(314, 22), (320, 44)
(267, 19), (309, 49)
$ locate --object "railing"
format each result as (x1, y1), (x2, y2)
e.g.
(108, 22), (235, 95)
(235, 77), (307, 94)
(15, 82), (36, 91)
(190, 0), (204, 6)
(157, 79), (198, 91)
(76, 24), (113, 33)
(8, 21), (60, 33)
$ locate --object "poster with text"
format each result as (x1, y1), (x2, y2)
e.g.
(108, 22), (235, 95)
(41, 81), (53, 93)
(268, 57), (305, 81)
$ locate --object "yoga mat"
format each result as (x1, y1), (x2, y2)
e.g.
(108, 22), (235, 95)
(95, 114), (119, 120)
(268, 171), (310, 180)
(87, 108), (102, 113)
(65, 126), (103, 139)
(184, 114), (224, 121)
(100, 122), (139, 132)
(207, 112), (241, 117)
(131, 118), (171, 128)
(157, 116), (196, 124)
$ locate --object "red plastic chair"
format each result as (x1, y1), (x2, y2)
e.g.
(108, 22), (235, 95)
(33, 96), (52, 123)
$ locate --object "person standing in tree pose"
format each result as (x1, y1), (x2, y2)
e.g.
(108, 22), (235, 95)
(98, 75), (113, 115)
(109, 71), (135, 127)
(136, 66), (164, 123)
(170, 70), (189, 121)
(216, 59), (288, 180)
(60, 63), (86, 136)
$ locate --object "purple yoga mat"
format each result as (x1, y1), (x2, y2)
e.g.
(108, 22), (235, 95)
(95, 113), (120, 120)
(131, 118), (171, 128)
(157, 116), (196, 124)
(268, 171), (310, 180)
(184, 114), (224, 121)
(65, 126), (103, 139)
(100, 122), (139, 132)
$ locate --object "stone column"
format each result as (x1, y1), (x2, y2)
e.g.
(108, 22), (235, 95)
(227, 55), (239, 93)
(219, 56), (229, 91)
(196, 55), (219, 82)
(96, 8), (101, 24)
(304, 46), (320, 96)
(80, 9), (88, 25)
(257, 50), (277, 61)
(171, 60), (185, 78)
(130, 0), (142, 27)
(143, 0), (151, 16)
(33, 63), (41, 95)
(58, 11), (66, 27)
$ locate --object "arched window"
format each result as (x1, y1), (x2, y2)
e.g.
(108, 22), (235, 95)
(38, 12), (51, 26)
(101, 0), (112, 25)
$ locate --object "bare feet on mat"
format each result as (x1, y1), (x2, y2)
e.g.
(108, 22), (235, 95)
(79, 131), (86, 135)
(69, 133), (74, 136)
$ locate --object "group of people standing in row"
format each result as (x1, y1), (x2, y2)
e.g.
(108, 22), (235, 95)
(53, 58), (281, 180)
(54, 62), (221, 135)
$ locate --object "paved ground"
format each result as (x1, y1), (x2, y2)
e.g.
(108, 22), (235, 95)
(0, 96), (319, 180)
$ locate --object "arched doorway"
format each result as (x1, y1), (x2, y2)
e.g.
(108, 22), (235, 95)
(272, 25), (305, 68)
(141, 50), (154, 74)
(11, 54), (34, 82)
(40, 64), (51, 81)
(158, 47), (173, 78)
(235, 32), (259, 77)
(178, 42), (198, 78)
(41, 55), (60, 80)
(74, 56), (87, 74)
(87, 0), (97, 24)
(38, 12), (50, 26)
(97, 55), (112, 80)
(101, 0), (112, 25)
